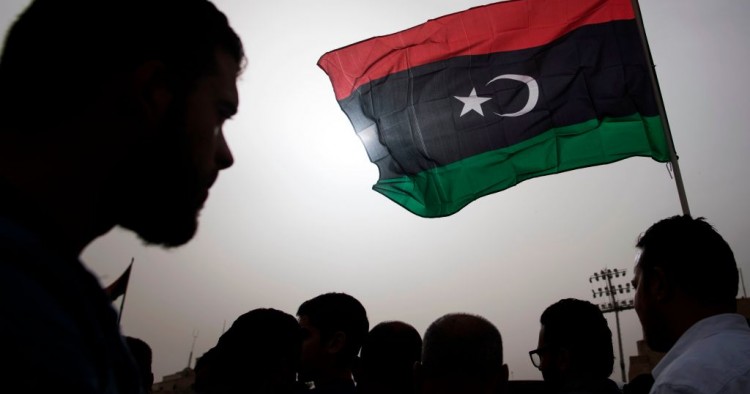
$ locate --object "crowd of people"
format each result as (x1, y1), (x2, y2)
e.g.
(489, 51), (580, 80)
(183, 219), (750, 394)
(1, 0), (749, 393)
(140, 227), (750, 394)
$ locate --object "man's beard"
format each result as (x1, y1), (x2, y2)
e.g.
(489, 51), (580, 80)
(112, 101), (206, 248)
(639, 300), (673, 353)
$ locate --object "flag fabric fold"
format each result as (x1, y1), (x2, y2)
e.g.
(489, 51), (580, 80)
(105, 261), (132, 301)
(319, 0), (670, 218)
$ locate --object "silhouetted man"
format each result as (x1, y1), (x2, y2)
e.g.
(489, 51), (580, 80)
(531, 299), (619, 394)
(414, 313), (508, 394)
(193, 308), (303, 394)
(632, 215), (750, 394)
(297, 293), (369, 394)
(0, 0), (242, 391)
(125, 337), (155, 393)
(355, 321), (422, 394)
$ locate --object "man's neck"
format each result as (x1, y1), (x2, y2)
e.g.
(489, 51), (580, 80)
(0, 180), (114, 258)
(665, 298), (735, 348)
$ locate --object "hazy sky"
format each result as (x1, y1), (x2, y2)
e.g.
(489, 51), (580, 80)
(2, 0), (749, 383)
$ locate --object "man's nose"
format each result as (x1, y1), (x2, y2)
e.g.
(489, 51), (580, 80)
(216, 131), (234, 169)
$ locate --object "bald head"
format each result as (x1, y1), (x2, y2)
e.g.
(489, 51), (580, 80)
(421, 313), (505, 381)
(361, 321), (422, 371)
(357, 321), (422, 394)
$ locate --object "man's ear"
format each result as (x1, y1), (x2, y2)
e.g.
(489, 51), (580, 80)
(131, 60), (173, 126)
(648, 266), (672, 302)
(324, 331), (346, 355)
(500, 363), (509, 383)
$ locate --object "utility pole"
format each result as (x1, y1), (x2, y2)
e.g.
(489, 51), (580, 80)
(589, 268), (634, 383)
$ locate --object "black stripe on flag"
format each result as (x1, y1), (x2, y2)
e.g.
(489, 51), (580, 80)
(339, 20), (657, 180)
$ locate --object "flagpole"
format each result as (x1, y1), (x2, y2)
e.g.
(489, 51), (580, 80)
(117, 258), (134, 325)
(188, 329), (199, 369)
(631, 0), (691, 216)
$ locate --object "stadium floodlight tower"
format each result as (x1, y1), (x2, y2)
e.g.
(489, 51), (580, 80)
(589, 268), (634, 383)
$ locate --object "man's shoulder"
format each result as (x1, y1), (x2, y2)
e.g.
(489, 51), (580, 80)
(0, 219), (140, 393)
(680, 316), (750, 363)
(0, 228), (101, 390)
(655, 318), (750, 394)
(0, 224), (75, 326)
(0, 219), (85, 323)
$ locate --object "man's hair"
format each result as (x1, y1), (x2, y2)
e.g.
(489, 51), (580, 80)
(540, 298), (614, 379)
(0, 0), (244, 132)
(297, 292), (369, 365)
(217, 308), (302, 369)
(637, 215), (738, 309)
(124, 336), (152, 368)
(361, 321), (422, 372)
(421, 313), (503, 380)
(124, 336), (153, 392)
(359, 321), (422, 391)
(194, 308), (302, 393)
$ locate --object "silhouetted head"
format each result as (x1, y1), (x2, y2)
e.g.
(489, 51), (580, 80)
(1, 0), (244, 132)
(416, 313), (507, 394)
(633, 215), (738, 352)
(296, 292), (369, 386)
(356, 321), (422, 394)
(535, 299), (613, 389)
(125, 336), (154, 393)
(0, 0), (244, 248)
(193, 308), (302, 394)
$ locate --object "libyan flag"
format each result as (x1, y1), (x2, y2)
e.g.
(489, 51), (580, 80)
(318, 0), (670, 218)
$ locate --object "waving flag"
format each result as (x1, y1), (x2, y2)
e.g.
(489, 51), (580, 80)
(319, 0), (670, 217)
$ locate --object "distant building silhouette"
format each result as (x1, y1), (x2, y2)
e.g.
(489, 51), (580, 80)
(152, 368), (195, 394)
(627, 340), (665, 381)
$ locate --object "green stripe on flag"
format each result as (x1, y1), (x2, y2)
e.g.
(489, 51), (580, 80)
(373, 114), (669, 218)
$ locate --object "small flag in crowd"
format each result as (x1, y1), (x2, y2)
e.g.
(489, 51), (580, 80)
(105, 260), (132, 301)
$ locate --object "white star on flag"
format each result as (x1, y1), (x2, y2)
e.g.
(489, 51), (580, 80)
(454, 88), (493, 117)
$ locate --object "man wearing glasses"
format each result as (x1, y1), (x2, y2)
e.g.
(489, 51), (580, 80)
(529, 298), (620, 394)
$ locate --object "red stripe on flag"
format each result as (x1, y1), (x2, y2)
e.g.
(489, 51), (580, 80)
(319, 0), (635, 100)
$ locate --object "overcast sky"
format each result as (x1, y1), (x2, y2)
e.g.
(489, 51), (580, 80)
(2, 0), (749, 383)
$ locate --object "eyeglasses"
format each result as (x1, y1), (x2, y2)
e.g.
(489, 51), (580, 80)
(528, 346), (554, 369)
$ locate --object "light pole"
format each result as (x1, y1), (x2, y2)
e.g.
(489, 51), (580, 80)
(590, 268), (634, 383)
